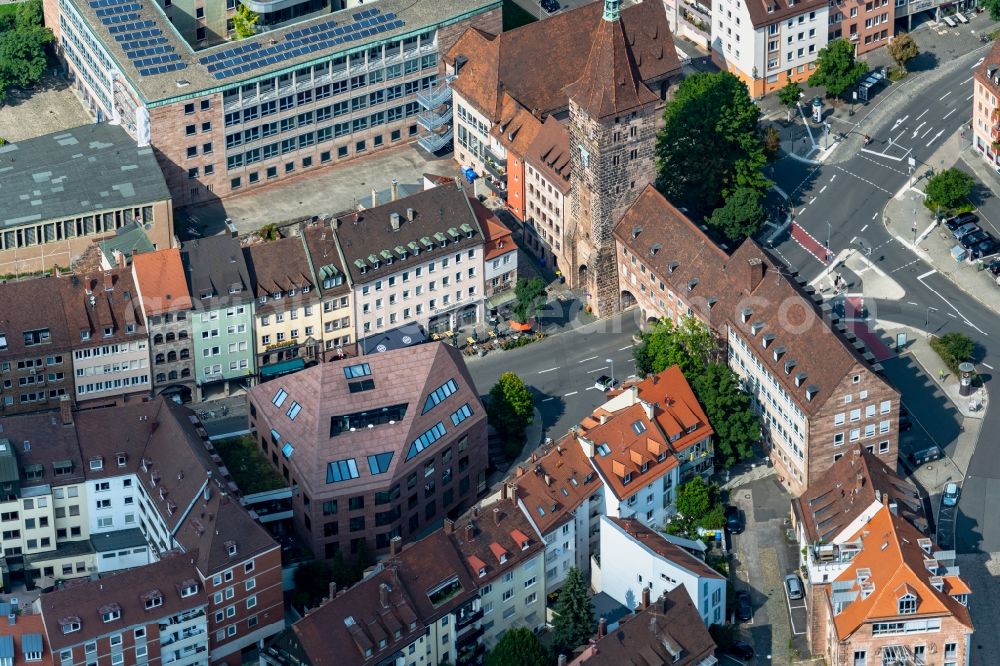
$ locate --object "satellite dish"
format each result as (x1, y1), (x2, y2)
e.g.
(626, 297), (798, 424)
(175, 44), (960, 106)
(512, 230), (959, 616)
(376, 344), (387, 353)
(401, 335), (412, 344)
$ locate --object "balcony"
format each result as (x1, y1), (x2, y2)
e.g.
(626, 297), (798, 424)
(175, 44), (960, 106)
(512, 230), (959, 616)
(418, 130), (453, 154)
(457, 642), (486, 666)
(418, 106), (452, 131)
(456, 607), (483, 629)
(456, 624), (485, 647)
(417, 75), (456, 110)
(484, 146), (507, 169)
(483, 176), (507, 199)
(483, 156), (505, 180)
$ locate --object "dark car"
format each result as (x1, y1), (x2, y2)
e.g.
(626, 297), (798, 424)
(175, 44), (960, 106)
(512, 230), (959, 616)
(969, 238), (1000, 259)
(735, 591), (753, 622)
(953, 222), (981, 240)
(960, 230), (993, 249)
(725, 506), (744, 534)
(725, 641), (755, 661)
(944, 212), (978, 230)
(540, 0), (559, 12)
(989, 258), (1000, 275)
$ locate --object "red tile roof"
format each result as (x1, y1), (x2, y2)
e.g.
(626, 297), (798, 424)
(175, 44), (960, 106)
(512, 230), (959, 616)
(525, 116), (571, 195)
(511, 434), (599, 535)
(473, 200), (517, 262)
(131, 248), (193, 314)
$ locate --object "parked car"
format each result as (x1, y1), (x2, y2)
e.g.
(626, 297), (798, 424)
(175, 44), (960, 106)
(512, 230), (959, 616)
(735, 591), (753, 622)
(594, 375), (616, 391)
(784, 574), (803, 600)
(988, 258), (1000, 275)
(960, 230), (993, 249)
(540, 0), (559, 12)
(909, 445), (943, 466)
(945, 212), (978, 230)
(953, 222), (981, 240)
(726, 505), (744, 534)
(943, 482), (960, 507)
(969, 238), (1000, 259)
(724, 641), (755, 661)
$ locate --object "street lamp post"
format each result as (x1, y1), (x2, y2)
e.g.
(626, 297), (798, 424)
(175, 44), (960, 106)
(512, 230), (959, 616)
(925, 306), (938, 335)
(606, 358), (615, 387)
(827, 222), (833, 263)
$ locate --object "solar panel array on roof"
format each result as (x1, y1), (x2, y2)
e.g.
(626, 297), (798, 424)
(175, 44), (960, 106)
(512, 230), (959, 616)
(198, 7), (404, 80)
(91, 0), (187, 77)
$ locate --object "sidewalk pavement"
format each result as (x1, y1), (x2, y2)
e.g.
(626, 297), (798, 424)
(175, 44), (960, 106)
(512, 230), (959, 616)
(882, 128), (1000, 316)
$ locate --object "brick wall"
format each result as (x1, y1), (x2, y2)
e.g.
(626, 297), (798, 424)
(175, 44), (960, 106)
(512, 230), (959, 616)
(436, 5), (501, 62)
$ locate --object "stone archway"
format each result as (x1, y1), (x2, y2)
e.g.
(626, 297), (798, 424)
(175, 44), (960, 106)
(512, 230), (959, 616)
(578, 264), (588, 287)
(620, 289), (638, 311)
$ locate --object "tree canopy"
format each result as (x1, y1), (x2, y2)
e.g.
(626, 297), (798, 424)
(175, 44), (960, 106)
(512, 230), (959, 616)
(692, 363), (760, 466)
(777, 81), (803, 116)
(887, 33), (919, 73)
(669, 477), (726, 537)
(0, 0), (53, 101)
(924, 168), (974, 213)
(655, 72), (769, 218)
(511, 277), (547, 324)
(487, 372), (534, 444)
(808, 39), (867, 97)
(986, 0), (1000, 21)
(232, 4), (260, 39)
(930, 332), (975, 373)
(633, 317), (716, 378)
(551, 567), (594, 656)
(485, 627), (550, 666)
(707, 186), (767, 245)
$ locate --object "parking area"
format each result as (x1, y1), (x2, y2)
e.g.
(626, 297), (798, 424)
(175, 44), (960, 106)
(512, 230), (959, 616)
(785, 594), (808, 637)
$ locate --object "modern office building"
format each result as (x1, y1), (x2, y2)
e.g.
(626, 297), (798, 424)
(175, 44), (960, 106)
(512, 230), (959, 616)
(333, 181), (487, 337)
(132, 248), (196, 401)
(246, 342), (488, 560)
(0, 124), (173, 277)
(711, 0), (829, 97)
(181, 233), (256, 399)
(614, 186), (900, 496)
(44, 0), (501, 207)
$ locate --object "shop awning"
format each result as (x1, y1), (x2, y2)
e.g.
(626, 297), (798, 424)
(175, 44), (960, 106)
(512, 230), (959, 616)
(259, 357), (305, 379)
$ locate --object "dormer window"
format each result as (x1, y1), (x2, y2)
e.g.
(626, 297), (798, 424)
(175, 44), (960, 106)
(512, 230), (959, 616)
(59, 617), (81, 634)
(750, 322), (764, 336)
(805, 385), (819, 401)
(640, 462), (648, 472)
(762, 333), (775, 348)
(80, 330), (91, 341)
(272, 292), (281, 300)
(773, 345), (786, 361)
(741, 308), (752, 323)
(785, 359), (797, 375)
(100, 603), (121, 623)
(180, 583), (199, 598)
(89, 457), (103, 471)
(623, 472), (633, 485)
(897, 592), (917, 614)
(478, 567), (486, 577)
(795, 372), (807, 387)
(288, 288), (296, 297)
(143, 591), (163, 610)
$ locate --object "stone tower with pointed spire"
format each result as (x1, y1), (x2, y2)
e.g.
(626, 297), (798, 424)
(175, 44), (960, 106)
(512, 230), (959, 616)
(564, 0), (675, 318)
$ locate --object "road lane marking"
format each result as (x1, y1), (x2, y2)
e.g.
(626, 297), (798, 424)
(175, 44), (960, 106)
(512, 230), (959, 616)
(967, 94), (974, 101)
(962, 76), (974, 84)
(820, 185), (827, 193)
(538, 367), (560, 374)
(564, 391), (578, 397)
(618, 345), (633, 351)
(940, 91), (953, 100)
(894, 129), (906, 144)
(860, 224), (868, 233)
(948, 312), (957, 318)
(916, 108), (929, 121)
(809, 196), (816, 204)
(892, 115), (909, 129)
(542, 397), (555, 402)
(850, 236), (857, 244)
(830, 174), (837, 182)
(921, 126), (935, 138)
(917, 275), (988, 336)
(973, 57), (985, 68)
(943, 108), (957, 121)
(913, 121), (927, 137)
(577, 356), (598, 364)
(984, 362), (995, 370)
(872, 212), (879, 220)
(585, 366), (608, 374)
(927, 129), (944, 147)
(917, 269), (937, 279)
(908, 301), (919, 306)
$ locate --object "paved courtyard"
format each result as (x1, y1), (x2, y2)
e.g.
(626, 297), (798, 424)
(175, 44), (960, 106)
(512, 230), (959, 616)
(0, 73), (92, 143)
(177, 142), (459, 238)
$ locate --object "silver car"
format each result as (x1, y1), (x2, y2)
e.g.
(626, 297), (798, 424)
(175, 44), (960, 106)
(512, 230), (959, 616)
(953, 222), (981, 240)
(784, 574), (803, 600)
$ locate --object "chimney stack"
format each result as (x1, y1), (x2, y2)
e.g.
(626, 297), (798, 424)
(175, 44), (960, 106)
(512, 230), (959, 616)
(329, 581), (337, 599)
(472, 505), (480, 519)
(493, 507), (501, 526)
(59, 396), (73, 426)
(443, 518), (455, 534)
(390, 536), (402, 556)
(597, 617), (607, 638)
(465, 523), (475, 543)
(557, 655), (567, 666)
(390, 212), (401, 231)
(747, 257), (765, 292)
(371, 187), (379, 208)
(642, 586), (650, 610)
(406, 207), (415, 221)
(500, 484), (508, 501)
(379, 583), (389, 608)
(391, 178), (399, 201)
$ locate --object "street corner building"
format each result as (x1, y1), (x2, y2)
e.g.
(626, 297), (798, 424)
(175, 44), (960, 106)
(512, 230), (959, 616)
(245, 341), (488, 562)
(444, 0), (682, 317)
(42, 0), (502, 207)
(973, 41), (1000, 170)
(792, 447), (973, 666)
(613, 186), (901, 496)
(0, 125), (173, 278)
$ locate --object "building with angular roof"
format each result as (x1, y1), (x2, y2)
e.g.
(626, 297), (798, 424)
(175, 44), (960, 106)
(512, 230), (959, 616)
(568, 587), (718, 666)
(0, 124), (173, 277)
(472, 198), (517, 304)
(246, 341), (487, 561)
(811, 505), (973, 666)
(0, 612), (53, 666)
(576, 367), (714, 528)
(132, 248), (195, 400)
(446, 0), (681, 317)
(301, 222), (355, 362)
(614, 185), (901, 496)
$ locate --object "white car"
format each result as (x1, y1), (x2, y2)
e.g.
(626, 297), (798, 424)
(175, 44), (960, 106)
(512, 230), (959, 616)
(942, 483), (959, 507)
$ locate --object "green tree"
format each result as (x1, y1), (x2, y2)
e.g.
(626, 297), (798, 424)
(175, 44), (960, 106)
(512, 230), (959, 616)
(762, 125), (781, 159)
(655, 72), (771, 217)
(0, 0), (54, 101)
(808, 39), (867, 97)
(291, 560), (334, 609)
(511, 276), (547, 324)
(924, 168), (974, 213)
(887, 32), (919, 74)
(707, 187), (767, 245)
(692, 363), (760, 467)
(930, 332), (975, 373)
(551, 567), (594, 655)
(487, 372), (534, 443)
(986, 0), (1000, 20)
(232, 3), (260, 39)
(633, 316), (716, 378)
(676, 477), (713, 520)
(485, 627), (550, 666)
(776, 81), (802, 121)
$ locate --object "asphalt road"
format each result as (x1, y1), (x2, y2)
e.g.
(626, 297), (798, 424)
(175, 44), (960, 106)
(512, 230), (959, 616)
(767, 40), (1000, 552)
(465, 312), (641, 442)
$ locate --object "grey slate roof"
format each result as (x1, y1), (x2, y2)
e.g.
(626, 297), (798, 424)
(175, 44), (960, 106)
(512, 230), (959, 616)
(99, 222), (155, 266)
(64, 0), (498, 105)
(181, 234), (253, 311)
(0, 124), (170, 229)
(90, 527), (148, 553)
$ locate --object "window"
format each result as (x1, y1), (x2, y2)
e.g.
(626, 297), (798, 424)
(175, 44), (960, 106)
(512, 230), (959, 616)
(327, 458), (360, 483)
(272, 388), (288, 407)
(368, 452), (394, 475)
(898, 593), (917, 614)
(423, 379), (458, 413)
